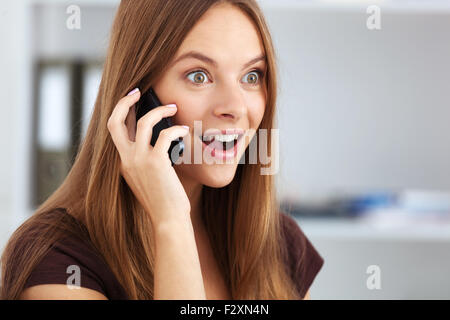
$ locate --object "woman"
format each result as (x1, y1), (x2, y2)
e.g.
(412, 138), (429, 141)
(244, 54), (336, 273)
(1, 0), (324, 300)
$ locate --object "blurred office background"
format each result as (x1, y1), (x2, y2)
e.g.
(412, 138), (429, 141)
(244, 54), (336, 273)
(1, 0), (450, 299)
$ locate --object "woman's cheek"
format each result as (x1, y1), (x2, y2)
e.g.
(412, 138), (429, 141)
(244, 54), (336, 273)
(249, 99), (266, 128)
(174, 104), (203, 127)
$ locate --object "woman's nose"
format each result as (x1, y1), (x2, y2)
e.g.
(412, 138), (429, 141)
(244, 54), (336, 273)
(212, 86), (247, 122)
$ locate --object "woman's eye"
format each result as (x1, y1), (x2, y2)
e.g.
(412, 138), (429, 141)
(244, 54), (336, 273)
(187, 70), (209, 85)
(243, 71), (262, 85)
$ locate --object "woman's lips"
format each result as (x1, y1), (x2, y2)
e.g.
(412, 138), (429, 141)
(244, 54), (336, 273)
(200, 135), (242, 160)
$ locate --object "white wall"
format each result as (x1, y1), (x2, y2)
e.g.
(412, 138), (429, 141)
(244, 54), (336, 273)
(0, 0), (117, 253)
(260, 3), (450, 202)
(0, 0), (33, 251)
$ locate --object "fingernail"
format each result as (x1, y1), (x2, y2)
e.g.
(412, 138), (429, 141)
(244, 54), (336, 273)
(127, 88), (139, 96)
(167, 104), (177, 108)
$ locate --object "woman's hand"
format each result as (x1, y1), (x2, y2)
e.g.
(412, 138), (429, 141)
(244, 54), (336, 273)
(107, 88), (191, 227)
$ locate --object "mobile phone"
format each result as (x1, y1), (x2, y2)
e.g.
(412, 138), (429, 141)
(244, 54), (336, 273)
(135, 87), (185, 165)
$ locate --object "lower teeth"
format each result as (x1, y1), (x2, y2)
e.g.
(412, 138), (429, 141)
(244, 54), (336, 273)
(224, 140), (236, 150)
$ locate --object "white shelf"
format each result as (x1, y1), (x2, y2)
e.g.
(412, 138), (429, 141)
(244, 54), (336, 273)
(295, 216), (450, 241)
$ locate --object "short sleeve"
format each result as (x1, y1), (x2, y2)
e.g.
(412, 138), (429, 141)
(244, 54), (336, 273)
(280, 212), (324, 299)
(23, 236), (127, 299)
(24, 238), (107, 296)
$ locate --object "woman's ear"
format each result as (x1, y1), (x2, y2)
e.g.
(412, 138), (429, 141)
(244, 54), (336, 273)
(125, 104), (137, 142)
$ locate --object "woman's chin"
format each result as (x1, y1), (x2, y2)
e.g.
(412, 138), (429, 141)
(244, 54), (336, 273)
(175, 162), (238, 189)
(199, 163), (239, 188)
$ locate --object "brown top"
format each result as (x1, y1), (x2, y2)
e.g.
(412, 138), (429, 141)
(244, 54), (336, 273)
(23, 211), (324, 299)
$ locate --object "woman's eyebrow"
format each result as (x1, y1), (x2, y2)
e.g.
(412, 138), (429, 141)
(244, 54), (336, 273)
(170, 50), (266, 70)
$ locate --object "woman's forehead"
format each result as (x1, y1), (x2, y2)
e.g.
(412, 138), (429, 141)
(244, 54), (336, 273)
(179, 4), (264, 53)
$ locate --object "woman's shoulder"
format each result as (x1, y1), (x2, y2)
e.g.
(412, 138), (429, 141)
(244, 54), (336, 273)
(20, 208), (128, 299)
(279, 211), (325, 298)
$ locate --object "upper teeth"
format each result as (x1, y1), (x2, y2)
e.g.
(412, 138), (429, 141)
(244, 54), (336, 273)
(204, 134), (239, 142)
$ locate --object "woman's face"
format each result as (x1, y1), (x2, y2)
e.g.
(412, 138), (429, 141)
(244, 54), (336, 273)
(153, 3), (267, 188)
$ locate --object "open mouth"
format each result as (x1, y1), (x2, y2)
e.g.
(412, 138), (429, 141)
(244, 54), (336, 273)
(200, 133), (243, 151)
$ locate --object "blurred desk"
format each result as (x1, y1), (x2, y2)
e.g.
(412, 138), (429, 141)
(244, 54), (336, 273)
(295, 217), (450, 299)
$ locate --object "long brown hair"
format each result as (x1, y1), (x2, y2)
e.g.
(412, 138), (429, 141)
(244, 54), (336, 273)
(1, 0), (301, 299)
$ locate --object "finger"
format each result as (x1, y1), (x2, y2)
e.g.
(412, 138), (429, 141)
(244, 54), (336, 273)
(135, 105), (178, 152)
(153, 125), (190, 155)
(107, 88), (142, 152)
(125, 104), (137, 142)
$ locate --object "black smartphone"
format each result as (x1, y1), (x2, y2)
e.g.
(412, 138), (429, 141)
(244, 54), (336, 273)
(135, 87), (185, 165)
